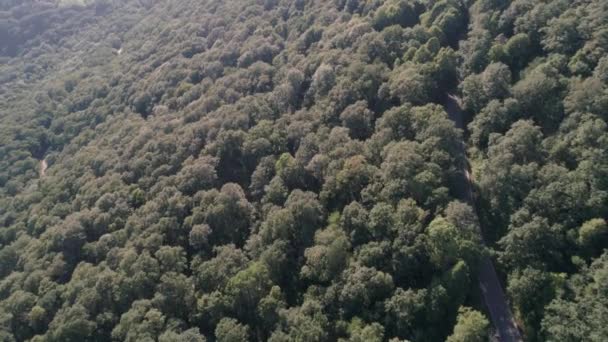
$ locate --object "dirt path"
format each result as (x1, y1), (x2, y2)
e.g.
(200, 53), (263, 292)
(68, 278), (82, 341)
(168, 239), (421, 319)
(444, 94), (523, 342)
(40, 159), (48, 177)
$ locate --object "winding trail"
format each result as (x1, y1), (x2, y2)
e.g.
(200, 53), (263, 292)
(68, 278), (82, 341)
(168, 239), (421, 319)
(40, 159), (48, 178)
(444, 94), (523, 342)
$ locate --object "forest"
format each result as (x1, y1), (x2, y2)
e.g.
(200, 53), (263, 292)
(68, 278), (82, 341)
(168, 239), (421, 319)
(0, 0), (606, 341)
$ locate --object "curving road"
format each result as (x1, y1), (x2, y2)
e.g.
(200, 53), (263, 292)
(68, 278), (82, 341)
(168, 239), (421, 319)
(444, 94), (523, 342)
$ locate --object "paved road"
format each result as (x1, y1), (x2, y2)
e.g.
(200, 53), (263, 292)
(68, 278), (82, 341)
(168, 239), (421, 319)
(444, 94), (523, 342)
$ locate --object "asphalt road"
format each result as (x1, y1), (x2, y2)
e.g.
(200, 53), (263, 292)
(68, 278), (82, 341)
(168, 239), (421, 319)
(444, 94), (523, 342)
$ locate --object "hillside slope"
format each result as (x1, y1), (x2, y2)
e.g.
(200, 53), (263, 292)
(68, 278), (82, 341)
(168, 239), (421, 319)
(0, 0), (606, 341)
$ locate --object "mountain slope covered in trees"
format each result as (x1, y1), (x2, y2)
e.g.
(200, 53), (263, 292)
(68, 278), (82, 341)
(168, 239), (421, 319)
(0, 0), (606, 341)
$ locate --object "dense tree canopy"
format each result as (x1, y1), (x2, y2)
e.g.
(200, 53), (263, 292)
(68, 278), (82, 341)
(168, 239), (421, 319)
(0, 0), (606, 341)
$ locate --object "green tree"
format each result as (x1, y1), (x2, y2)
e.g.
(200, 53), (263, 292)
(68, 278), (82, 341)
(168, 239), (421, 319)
(340, 318), (384, 342)
(46, 305), (96, 342)
(301, 220), (351, 284)
(269, 300), (329, 342)
(385, 287), (427, 339)
(508, 268), (560, 340)
(339, 101), (374, 140)
(159, 328), (206, 342)
(339, 264), (394, 318)
(215, 318), (249, 342)
(225, 262), (273, 324)
(446, 307), (489, 342)
(542, 252), (608, 341)
(578, 218), (608, 254)
(372, 0), (418, 30)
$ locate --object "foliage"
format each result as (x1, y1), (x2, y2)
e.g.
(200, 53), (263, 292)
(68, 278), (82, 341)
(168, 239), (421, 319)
(0, 0), (605, 341)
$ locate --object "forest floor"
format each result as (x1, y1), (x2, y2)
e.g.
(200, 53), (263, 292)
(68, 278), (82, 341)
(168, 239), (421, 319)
(443, 94), (523, 342)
